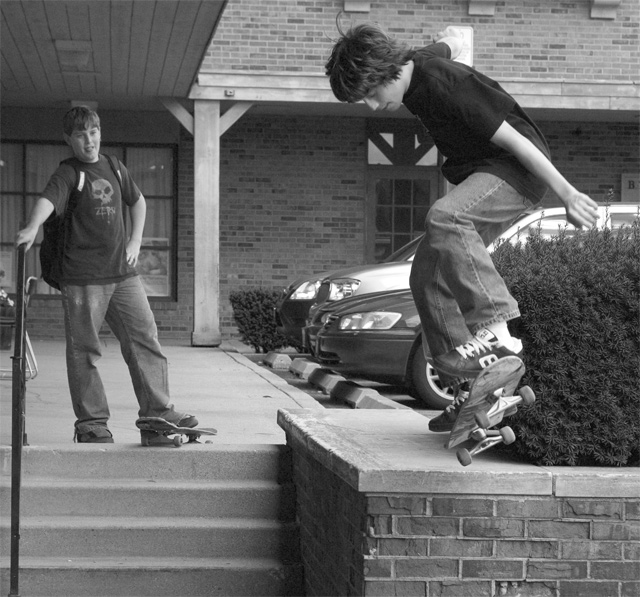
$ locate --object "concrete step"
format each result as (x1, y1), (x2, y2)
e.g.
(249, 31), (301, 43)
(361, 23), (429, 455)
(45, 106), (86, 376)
(0, 444), (291, 482)
(0, 516), (300, 560)
(0, 477), (295, 520)
(0, 557), (304, 596)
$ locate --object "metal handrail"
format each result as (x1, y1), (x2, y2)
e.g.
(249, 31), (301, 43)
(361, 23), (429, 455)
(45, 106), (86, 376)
(9, 243), (28, 597)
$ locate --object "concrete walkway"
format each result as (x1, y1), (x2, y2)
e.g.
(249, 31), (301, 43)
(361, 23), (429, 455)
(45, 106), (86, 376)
(0, 338), (321, 447)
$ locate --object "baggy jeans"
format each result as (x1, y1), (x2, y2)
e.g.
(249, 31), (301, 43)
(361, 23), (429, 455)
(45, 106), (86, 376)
(409, 173), (538, 359)
(61, 275), (178, 433)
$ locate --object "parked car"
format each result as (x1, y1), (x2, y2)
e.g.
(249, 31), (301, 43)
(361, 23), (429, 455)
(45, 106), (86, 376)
(306, 202), (639, 409)
(277, 202), (638, 350)
(274, 236), (422, 347)
(309, 288), (454, 408)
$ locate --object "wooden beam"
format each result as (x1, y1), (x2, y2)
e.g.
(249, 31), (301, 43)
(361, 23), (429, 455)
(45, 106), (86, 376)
(590, 0), (621, 19)
(468, 0), (496, 16)
(192, 100), (221, 346)
(160, 97), (194, 134)
(220, 102), (254, 135)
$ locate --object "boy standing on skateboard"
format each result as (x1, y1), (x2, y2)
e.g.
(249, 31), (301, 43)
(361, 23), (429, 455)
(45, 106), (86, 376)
(15, 107), (198, 443)
(325, 23), (598, 431)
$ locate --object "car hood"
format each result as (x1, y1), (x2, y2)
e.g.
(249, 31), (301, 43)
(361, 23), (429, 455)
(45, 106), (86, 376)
(320, 260), (411, 283)
(328, 288), (416, 317)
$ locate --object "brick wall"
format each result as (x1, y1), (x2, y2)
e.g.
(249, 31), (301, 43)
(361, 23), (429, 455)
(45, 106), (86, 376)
(291, 448), (640, 597)
(217, 114), (367, 335)
(19, 115), (639, 343)
(203, 0), (638, 82)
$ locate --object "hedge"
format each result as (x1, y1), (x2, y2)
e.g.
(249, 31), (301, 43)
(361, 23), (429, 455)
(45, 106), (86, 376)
(492, 222), (639, 466)
(228, 288), (290, 353)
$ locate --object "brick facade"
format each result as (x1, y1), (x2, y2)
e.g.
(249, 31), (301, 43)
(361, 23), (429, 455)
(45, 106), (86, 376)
(288, 431), (640, 597)
(8, 0), (640, 343)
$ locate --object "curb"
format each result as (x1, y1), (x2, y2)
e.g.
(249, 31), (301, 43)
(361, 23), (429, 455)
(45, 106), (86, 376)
(268, 353), (408, 411)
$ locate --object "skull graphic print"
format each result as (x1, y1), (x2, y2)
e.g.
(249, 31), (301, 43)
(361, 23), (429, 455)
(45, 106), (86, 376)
(91, 178), (117, 221)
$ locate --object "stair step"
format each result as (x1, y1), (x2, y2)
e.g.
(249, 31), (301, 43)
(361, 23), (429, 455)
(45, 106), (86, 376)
(0, 557), (304, 596)
(0, 444), (291, 482)
(0, 516), (300, 560)
(0, 477), (295, 520)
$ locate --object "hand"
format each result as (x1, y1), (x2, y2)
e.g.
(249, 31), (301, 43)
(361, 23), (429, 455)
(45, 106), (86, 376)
(126, 239), (142, 267)
(563, 191), (599, 229)
(15, 227), (38, 251)
(434, 26), (463, 43)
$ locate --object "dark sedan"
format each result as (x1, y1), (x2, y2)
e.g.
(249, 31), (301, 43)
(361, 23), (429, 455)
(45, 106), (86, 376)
(308, 289), (455, 409)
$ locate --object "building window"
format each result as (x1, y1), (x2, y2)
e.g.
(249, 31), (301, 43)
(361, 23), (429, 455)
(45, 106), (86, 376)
(369, 170), (439, 261)
(366, 119), (442, 262)
(0, 142), (176, 298)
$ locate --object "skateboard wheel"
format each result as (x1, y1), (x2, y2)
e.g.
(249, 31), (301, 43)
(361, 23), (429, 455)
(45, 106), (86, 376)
(519, 386), (536, 406)
(457, 449), (472, 467)
(173, 435), (183, 447)
(474, 411), (491, 429)
(500, 426), (516, 445)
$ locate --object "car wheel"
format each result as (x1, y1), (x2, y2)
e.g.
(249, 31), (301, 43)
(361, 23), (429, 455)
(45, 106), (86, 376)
(408, 345), (456, 409)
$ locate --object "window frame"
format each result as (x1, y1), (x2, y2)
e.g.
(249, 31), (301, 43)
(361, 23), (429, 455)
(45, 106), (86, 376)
(0, 140), (178, 301)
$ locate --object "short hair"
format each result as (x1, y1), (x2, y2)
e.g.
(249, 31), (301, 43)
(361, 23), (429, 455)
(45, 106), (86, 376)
(325, 23), (412, 103)
(63, 106), (100, 136)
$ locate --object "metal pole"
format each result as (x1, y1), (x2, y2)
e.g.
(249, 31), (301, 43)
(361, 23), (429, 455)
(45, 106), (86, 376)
(9, 244), (27, 597)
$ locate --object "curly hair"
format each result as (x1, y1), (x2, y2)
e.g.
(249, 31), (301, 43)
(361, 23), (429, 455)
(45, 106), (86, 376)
(325, 23), (412, 103)
(63, 106), (100, 136)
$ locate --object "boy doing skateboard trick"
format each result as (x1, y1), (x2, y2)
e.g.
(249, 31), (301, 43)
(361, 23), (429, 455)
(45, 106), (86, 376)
(16, 107), (198, 443)
(325, 23), (598, 431)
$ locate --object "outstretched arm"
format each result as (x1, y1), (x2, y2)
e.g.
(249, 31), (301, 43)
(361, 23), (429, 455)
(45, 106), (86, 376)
(15, 197), (55, 250)
(434, 26), (464, 60)
(490, 121), (599, 229)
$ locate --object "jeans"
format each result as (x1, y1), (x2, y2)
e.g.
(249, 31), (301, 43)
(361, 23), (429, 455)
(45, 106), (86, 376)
(410, 173), (537, 358)
(61, 275), (178, 434)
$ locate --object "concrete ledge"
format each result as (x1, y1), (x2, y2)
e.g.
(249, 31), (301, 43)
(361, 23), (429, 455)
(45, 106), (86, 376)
(277, 409), (640, 497)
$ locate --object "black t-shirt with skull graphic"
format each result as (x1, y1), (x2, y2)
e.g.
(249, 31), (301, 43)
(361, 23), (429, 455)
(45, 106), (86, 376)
(41, 154), (141, 285)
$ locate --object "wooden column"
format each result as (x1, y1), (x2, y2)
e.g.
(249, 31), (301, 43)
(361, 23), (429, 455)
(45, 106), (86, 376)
(192, 99), (221, 346)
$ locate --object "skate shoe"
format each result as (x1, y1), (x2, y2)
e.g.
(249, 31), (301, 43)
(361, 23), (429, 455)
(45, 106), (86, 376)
(433, 329), (523, 386)
(428, 384), (470, 433)
(74, 427), (114, 443)
(176, 414), (199, 428)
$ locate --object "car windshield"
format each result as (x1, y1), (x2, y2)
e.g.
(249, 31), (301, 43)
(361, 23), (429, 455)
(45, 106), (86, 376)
(383, 235), (423, 263)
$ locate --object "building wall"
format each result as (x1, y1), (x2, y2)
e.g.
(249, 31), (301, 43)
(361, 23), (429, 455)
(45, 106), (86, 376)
(203, 0), (639, 82)
(14, 115), (640, 342)
(5, 0), (639, 342)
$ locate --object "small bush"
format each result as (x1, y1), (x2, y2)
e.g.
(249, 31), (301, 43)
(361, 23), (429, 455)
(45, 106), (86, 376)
(492, 223), (639, 466)
(229, 288), (290, 353)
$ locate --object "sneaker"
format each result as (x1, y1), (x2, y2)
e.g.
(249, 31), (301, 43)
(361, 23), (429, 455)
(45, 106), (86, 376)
(176, 414), (199, 428)
(429, 384), (470, 433)
(433, 329), (523, 385)
(74, 428), (114, 443)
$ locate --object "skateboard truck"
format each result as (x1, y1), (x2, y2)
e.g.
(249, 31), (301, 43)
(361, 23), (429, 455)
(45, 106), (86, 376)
(445, 357), (536, 467)
(455, 385), (535, 466)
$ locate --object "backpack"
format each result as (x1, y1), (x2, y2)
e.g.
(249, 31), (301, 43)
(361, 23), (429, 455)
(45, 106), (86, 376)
(40, 154), (123, 290)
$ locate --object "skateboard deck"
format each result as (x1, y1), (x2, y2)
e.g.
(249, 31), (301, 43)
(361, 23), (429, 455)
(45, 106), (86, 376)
(136, 417), (217, 447)
(445, 356), (535, 466)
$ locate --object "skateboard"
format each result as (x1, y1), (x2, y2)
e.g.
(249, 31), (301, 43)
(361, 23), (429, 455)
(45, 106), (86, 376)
(445, 356), (535, 466)
(135, 417), (217, 447)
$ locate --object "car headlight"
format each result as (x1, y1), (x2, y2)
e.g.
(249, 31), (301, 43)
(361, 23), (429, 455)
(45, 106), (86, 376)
(338, 312), (402, 330)
(290, 279), (321, 300)
(328, 278), (361, 301)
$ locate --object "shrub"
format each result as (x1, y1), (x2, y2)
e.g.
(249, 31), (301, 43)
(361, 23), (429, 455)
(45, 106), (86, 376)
(229, 288), (290, 353)
(492, 223), (639, 466)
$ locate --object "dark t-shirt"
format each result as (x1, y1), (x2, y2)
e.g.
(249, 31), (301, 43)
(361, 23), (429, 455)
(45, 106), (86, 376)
(403, 43), (550, 202)
(41, 154), (141, 285)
